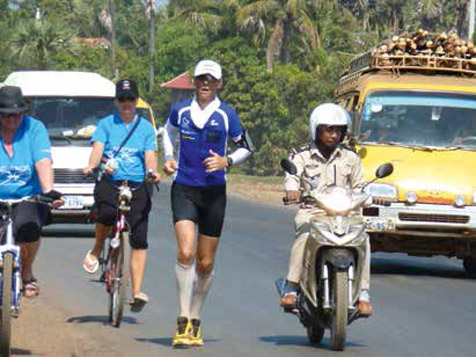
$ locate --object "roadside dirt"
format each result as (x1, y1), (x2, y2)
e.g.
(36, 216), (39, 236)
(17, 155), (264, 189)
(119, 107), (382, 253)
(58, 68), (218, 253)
(11, 285), (111, 356)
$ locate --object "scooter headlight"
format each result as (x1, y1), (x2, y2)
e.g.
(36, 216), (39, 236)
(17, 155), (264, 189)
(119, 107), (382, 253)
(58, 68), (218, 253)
(320, 189), (352, 213)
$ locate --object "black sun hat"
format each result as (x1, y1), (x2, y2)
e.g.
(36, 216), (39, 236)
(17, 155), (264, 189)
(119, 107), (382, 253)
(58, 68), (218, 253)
(116, 79), (139, 100)
(0, 86), (28, 115)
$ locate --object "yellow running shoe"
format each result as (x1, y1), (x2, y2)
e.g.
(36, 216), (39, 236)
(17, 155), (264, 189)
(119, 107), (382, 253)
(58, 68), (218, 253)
(189, 318), (204, 347)
(172, 317), (191, 347)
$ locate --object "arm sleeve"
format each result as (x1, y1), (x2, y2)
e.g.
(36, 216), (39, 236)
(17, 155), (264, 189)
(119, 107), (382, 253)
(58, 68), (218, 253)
(32, 121), (52, 163)
(284, 154), (304, 191)
(162, 105), (179, 161)
(144, 122), (157, 152)
(227, 109), (252, 164)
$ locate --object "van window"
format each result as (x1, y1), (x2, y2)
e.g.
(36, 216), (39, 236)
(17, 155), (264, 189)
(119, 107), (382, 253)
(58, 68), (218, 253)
(28, 97), (116, 146)
(360, 91), (476, 148)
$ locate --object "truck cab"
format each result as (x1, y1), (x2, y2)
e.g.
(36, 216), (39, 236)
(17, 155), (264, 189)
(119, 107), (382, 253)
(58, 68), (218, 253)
(335, 54), (476, 276)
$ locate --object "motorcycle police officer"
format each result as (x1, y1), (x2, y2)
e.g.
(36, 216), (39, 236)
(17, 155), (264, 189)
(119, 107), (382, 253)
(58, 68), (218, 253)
(279, 103), (373, 316)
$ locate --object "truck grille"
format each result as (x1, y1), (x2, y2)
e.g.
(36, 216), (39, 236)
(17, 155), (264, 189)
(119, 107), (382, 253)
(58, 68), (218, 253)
(399, 213), (469, 224)
(54, 169), (95, 184)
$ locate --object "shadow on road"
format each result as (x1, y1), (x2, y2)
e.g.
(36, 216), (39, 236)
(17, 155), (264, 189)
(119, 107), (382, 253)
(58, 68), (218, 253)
(259, 335), (366, 350)
(370, 257), (467, 279)
(135, 337), (219, 347)
(66, 315), (138, 325)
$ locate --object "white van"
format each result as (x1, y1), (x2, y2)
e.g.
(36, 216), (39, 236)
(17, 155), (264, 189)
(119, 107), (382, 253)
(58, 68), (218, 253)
(4, 71), (117, 223)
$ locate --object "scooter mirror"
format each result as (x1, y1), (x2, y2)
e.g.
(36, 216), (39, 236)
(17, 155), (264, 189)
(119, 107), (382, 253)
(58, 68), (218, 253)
(375, 163), (394, 178)
(280, 158), (298, 175)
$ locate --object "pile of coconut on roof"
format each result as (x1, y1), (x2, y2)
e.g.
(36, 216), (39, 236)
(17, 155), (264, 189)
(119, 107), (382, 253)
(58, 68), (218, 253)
(370, 29), (476, 70)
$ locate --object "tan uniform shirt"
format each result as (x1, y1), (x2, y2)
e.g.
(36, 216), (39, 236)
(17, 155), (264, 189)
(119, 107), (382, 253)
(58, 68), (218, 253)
(284, 142), (364, 194)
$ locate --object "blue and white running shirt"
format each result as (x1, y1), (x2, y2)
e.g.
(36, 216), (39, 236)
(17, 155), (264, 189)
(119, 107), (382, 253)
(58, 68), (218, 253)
(165, 98), (244, 186)
(0, 116), (52, 199)
(92, 113), (157, 182)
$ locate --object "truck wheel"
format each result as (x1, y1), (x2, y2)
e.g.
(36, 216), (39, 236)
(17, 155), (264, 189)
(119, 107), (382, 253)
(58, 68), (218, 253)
(463, 258), (476, 278)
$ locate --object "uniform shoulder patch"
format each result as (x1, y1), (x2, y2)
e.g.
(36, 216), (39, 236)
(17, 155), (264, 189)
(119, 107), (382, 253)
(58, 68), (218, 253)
(289, 143), (311, 160)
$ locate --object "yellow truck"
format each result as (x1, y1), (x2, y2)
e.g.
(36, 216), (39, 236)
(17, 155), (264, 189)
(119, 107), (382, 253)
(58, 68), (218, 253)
(335, 52), (476, 276)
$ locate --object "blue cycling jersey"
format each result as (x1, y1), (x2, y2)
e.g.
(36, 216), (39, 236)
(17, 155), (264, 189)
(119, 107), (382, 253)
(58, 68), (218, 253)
(167, 99), (243, 186)
(92, 113), (156, 182)
(0, 116), (51, 199)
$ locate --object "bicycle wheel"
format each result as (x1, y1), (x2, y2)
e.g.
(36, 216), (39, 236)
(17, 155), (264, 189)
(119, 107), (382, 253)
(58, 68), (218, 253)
(0, 252), (14, 356)
(108, 231), (130, 327)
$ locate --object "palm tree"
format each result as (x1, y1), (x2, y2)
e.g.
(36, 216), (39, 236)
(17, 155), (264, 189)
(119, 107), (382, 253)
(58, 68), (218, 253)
(236, 0), (318, 73)
(11, 19), (76, 70)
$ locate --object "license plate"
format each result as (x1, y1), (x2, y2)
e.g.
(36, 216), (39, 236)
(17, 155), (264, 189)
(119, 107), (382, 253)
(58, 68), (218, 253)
(61, 196), (84, 209)
(364, 218), (395, 231)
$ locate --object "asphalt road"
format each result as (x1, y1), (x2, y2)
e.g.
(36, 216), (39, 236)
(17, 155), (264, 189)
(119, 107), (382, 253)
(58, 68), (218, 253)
(35, 184), (476, 356)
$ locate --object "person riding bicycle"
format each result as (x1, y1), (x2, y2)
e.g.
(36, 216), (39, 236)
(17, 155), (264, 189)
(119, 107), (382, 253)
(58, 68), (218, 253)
(162, 60), (253, 347)
(279, 103), (373, 316)
(82, 79), (160, 311)
(0, 86), (63, 298)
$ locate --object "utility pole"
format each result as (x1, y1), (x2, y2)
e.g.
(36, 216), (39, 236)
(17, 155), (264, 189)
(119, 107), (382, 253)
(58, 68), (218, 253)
(147, 0), (155, 93)
(470, 0), (475, 41)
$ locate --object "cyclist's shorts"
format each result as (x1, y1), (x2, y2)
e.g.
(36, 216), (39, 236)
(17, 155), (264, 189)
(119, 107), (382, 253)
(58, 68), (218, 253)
(0, 202), (50, 243)
(171, 182), (226, 238)
(94, 179), (153, 249)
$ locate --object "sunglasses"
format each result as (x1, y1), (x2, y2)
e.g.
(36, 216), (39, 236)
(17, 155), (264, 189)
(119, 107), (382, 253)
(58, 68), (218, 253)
(195, 74), (218, 83)
(117, 97), (137, 103)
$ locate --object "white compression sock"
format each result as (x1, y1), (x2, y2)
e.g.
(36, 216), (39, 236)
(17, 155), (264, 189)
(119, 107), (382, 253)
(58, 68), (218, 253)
(175, 262), (195, 318)
(190, 270), (214, 319)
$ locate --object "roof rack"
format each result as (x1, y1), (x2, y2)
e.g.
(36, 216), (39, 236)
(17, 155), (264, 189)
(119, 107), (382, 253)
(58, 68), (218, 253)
(341, 51), (476, 82)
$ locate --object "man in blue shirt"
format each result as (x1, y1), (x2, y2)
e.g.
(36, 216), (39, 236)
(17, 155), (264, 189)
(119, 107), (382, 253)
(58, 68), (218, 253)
(0, 86), (63, 298)
(82, 79), (160, 311)
(162, 60), (253, 347)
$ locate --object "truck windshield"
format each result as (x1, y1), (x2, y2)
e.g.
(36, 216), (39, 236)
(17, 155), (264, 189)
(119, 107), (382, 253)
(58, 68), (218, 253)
(360, 91), (476, 148)
(28, 97), (116, 145)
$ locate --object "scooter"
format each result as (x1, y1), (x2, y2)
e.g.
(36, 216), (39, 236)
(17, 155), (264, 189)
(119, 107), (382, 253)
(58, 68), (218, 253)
(276, 159), (393, 351)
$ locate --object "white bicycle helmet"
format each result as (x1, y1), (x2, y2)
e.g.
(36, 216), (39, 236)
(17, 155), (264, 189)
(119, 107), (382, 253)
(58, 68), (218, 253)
(309, 103), (350, 141)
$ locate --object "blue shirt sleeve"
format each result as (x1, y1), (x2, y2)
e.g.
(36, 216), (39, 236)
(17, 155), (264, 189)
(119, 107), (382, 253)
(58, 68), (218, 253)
(227, 107), (243, 140)
(32, 120), (52, 163)
(143, 121), (157, 152)
(92, 117), (108, 144)
(167, 104), (179, 127)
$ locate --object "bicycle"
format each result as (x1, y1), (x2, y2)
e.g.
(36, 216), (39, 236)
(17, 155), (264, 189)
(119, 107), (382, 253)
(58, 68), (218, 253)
(0, 195), (53, 356)
(97, 172), (158, 328)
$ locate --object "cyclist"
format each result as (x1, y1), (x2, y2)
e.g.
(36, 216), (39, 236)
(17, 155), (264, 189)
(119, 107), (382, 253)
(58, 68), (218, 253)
(0, 86), (63, 298)
(82, 79), (160, 311)
(162, 60), (253, 346)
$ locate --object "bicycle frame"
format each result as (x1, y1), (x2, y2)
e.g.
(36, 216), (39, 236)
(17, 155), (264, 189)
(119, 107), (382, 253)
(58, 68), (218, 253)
(0, 202), (24, 318)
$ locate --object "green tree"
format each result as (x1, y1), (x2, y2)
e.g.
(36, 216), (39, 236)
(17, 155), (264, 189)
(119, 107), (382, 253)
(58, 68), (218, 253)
(10, 18), (77, 70)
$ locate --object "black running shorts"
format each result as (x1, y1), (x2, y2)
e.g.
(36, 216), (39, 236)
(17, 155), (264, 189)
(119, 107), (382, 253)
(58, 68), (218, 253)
(94, 179), (152, 249)
(0, 202), (50, 243)
(171, 182), (226, 238)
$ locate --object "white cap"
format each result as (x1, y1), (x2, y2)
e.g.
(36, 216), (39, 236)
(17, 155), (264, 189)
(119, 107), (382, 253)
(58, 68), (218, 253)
(194, 60), (222, 80)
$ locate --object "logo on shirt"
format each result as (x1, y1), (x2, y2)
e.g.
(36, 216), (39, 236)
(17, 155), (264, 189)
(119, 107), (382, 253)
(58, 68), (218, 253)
(0, 165), (31, 186)
(210, 119), (219, 126)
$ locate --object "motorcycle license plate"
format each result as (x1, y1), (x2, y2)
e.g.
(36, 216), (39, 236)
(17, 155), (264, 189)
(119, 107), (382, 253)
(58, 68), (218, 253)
(61, 196), (84, 210)
(364, 218), (395, 231)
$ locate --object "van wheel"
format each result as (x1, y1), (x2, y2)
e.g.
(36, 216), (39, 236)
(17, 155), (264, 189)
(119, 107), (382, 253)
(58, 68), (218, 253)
(463, 258), (476, 278)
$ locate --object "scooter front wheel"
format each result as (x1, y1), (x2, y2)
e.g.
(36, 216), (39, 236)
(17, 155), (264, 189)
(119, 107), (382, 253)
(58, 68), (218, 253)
(307, 324), (325, 345)
(330, 269), (348, 351)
